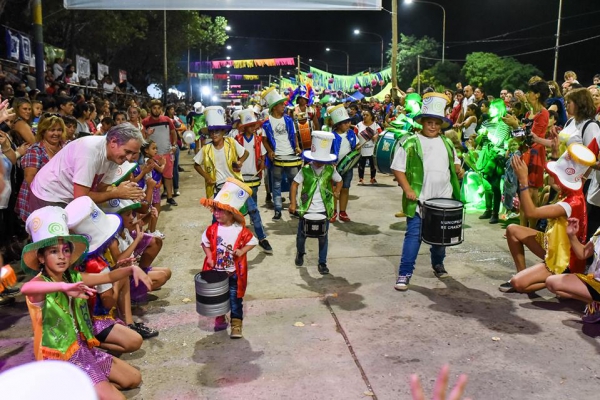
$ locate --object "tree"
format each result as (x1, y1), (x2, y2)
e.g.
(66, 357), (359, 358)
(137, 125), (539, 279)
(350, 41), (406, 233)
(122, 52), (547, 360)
(461, 52), (541, 96)
(387, 34), (439, 89)
(411, 61), (462, 91)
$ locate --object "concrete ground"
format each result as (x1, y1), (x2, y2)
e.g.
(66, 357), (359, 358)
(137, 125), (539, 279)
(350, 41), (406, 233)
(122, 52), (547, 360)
(2, 153), (600, 399)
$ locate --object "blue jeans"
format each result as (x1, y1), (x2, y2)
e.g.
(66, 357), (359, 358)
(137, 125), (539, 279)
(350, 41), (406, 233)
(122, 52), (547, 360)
(272, 165), (299, 212)
(173, 146), (180, 191)
(296, 213), (329, 264)
(229, 274), (243, 320)
(245, 195), (266, 241)
(398, 213), (446, 276)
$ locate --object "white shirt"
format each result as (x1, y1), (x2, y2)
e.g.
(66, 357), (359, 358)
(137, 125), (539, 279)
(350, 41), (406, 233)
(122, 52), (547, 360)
(337, 133), (352, 161)
(202, 223), (258, 272)
(462, 95), (474, 115)
(31, 135), (118, 203)
(270, 116), (295, 156)
(240, 135), (266, 176)
(193, 141), (246, 186)
(356, 122), (381, 157)
(391, 134), (460, 211)
(294, 164), (342, 214)
(103, 82), (117, 94)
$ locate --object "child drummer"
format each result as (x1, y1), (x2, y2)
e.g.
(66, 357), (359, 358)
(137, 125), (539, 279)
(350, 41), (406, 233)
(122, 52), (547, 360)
(391, 93), (464, 291)
(235, 108), (267, 206)
(289, 132), (342, 275)
(200, 178), (258, 338)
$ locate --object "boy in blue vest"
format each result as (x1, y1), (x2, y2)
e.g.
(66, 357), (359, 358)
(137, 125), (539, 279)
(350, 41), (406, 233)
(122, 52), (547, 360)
(391, 93), (464, 291)
(289, 132), (342, 275)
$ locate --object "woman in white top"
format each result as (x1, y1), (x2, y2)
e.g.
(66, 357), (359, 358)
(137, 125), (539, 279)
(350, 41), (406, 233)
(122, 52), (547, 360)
(355, 108), (382, 184)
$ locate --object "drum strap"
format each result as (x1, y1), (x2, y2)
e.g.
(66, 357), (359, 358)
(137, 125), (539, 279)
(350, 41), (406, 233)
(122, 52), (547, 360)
(298, 165), (335, 219)
(235, 134), (264, 179)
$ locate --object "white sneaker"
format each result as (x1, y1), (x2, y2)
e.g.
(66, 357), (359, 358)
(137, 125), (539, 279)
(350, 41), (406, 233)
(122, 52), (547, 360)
(151, 230), (166, 239)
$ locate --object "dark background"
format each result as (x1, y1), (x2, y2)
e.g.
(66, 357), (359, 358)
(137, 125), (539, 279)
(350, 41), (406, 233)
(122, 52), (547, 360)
(203, 0), (600, 94)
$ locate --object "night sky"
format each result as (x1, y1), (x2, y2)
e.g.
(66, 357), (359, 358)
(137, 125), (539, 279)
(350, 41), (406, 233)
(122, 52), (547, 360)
(202, 0), (600, 94)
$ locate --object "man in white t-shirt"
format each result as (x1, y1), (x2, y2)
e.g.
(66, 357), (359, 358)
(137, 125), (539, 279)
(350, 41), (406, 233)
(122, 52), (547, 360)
(28, 123), (145, 211)
(458, 85), (475, 123)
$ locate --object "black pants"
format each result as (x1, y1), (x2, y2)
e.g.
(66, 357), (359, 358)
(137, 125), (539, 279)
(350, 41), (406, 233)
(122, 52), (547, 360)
(483, 172), (502, 215)
(358, 155), (376, 180)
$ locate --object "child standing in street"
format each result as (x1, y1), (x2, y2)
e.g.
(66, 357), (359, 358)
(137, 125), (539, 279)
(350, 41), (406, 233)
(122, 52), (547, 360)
(200, 178), (258, 338)
(289, 131), (342, 275)
(391, 93), (464, 291)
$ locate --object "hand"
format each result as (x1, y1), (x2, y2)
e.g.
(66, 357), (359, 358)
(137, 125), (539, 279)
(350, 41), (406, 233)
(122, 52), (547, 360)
(17, 142), (30, 155)
(147, 127), (155, 136)
(288, 204), (296, 214)
(206, 256), (215, 268)
(206, 177), (216, 186)
(567, 218), (580, 237)
(115, 257), (136, 269)
(502, 114), (519, 129)
(333, 191), (340, 199)
(405, 189), (417, 201)
(61, 282), (97, 299)
(295, 147), (301, 155)
(233, 249), (245, 257)
(149, 206), (158, 218)
(0, 131), (9, 149)
(456, 167), (465, 179)
(0, 99), (15, 125)
(130, 265), (152, 291)
(410, 365), (469, 400)
(142, 161), (155, 174)
(268, 151), (275, 161)
(510, 155), (529, 183)
(134, 224), (143, 242)
(117, 181), (145, 201)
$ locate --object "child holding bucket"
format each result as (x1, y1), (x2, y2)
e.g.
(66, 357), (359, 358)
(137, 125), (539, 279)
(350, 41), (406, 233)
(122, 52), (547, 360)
(200, 178), (258, 338)
(391, 93), (464, 291)
(289, 131), (342, 275)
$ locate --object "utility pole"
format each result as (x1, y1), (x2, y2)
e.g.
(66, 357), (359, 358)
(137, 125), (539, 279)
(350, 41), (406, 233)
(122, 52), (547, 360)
(417, 55), (421, 94)
(32, 0), (44, 90)
(187, 47), (191, 102)
(553, 0), (563, 82)
(391, 0), (399, 94)
(297, 55), (301, 83)
(163, 10), (168, 101)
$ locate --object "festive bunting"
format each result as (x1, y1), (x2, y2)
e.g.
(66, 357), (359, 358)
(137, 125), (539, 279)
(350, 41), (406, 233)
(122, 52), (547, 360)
(191, 57), (295, 71)
(188, 73), (260, 80)
(300, 66), (392, 92)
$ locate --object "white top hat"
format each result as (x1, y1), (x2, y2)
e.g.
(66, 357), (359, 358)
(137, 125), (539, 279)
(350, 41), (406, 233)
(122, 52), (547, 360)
(204, 106), (231, 130)
(200, 178), (252, 225)
(194, 101), (204, 113)
(100, 198), (141, 215)
(102, 161), (137, 186)
(21, 206), (89, 275)
(303, 131), (337, 164)
(66, 196), (122, 254)
(253, 105), (262, 115)
(261, 87), (286, 110)
(546, 143), (596, 190)
(238, 109), (264, 129)
(327, 104), (351, 126)
(414, 92), (453, 129)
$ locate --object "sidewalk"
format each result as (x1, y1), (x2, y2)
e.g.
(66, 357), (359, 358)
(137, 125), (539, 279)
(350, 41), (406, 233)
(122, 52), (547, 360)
(1, 154), (599, 399)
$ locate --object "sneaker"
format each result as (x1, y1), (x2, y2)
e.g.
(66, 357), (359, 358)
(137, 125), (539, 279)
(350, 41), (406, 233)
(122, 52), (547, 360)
(394, 274), (412, 291)
(370, 178), (378, 184)
(2, 286), (20, 296)
(151, 230), (166, 239)
(214, 315), (229, 331)
(498, 281), (516, 293)
(295, 252), (304, 267)
(432, 264), (449, 278)
(582, 302), (600, 324)
(259, 239), (273, 254)
(128, 322), (159, 339)
(395, 212), (406, 218)
(359, 178), (364, 184)
(318, 263), (330, 275)
(266, 194), (273, 204)
(479, 210), (492, 220)
(289, 211), (300, 219)
(174, 190), (181, 197)
(339, 211), (351, 222)
(489, 214), (499, 224)
(272, 211), (282, 220)
(178, 166), (185, 172)
(166, 198), (178, 206)
(230, 318), (243, 339)
(330, 211), (338, 223)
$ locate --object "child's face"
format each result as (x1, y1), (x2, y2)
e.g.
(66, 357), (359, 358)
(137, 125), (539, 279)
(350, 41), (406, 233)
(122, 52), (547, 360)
(121, 210), (135, 230)
(481, 104), (489, 113)
(115, 114), (127, 125)
(244, 124), (258, 135)
(33, 103), (43, 117)
(335, 121), (351, 133)
(509, 141), (519, 153)
(101, 122), (111, 132)
(214, 208), (234, 225)
(38, 240), (72, 274)
(65, 123), (76, 137)
(420, 118), (442, 138)
(146, 142), (158, 157)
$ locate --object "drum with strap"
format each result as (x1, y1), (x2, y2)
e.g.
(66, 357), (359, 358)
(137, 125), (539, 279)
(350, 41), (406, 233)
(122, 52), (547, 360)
(195, 270), (230, 317)
(420, 198), (464, 246)
(273, 155), (303, 168)
(374, 131), (400, 175)
(302, 213), (328, 237)
(242, 174), (261, 188)
(337, 150), (361, 175)
(298, 120), (312, 150)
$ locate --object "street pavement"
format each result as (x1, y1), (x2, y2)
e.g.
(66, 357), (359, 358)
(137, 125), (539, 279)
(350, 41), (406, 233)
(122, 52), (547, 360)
(2, 153), (599, 399)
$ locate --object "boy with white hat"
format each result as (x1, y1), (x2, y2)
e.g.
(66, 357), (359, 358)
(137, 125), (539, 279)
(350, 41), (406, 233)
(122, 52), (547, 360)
(194, 106), (273, 254)
(289, 132), (342, 275)
(391, 93), (464, 291)
(261, 87), (302, 220)
(200, 178), (258, 338)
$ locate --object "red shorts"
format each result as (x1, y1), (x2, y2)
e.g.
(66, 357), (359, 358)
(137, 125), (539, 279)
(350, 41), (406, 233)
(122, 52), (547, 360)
(161, 153), (174, 179)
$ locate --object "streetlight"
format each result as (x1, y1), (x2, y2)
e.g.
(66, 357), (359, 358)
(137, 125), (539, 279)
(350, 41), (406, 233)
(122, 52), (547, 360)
(226, 45), (232, 50)
(353, 29), (384, 71)
(326, 47), (350, 75)
(225, 25), (231, 31)
(308, 58), (329, 72)
(405, 0), (446, 63)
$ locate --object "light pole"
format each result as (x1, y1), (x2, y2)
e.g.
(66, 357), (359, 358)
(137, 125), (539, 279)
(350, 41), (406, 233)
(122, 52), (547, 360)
(308, 58), (329, 72)
(353, 29), (384, 71)
(405, 0), (446, 63)
(326, 47), (350, 75)
(553, 0), (563, 82)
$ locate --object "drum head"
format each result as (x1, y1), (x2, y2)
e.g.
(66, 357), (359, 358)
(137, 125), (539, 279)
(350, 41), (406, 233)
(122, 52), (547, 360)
(200, 270), (229, 283)
(423, 198), (463, 208)
(275, 155), (300, 161)
(304, 213), (326, 221)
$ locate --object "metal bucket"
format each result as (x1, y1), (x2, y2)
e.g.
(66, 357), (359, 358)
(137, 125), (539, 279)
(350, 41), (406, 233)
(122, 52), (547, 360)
(194, 270), (230, 317)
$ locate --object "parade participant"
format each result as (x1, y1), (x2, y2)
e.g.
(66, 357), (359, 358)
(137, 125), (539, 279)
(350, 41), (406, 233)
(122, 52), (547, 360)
(142, 99), (178, 206)
(235, 109), (266, 204)
(328, 104), (358, 222)
(200, 178), (258, 338)
(261, 87), (302, 220)
(355, 108), (382, 185)
(391, 93), (463, 291)
(140, 140), (166, 239)
(227, 109), (242, 138)
(28, 122), (145, 211)
(293, 85), (320, 130)
(194, 106), (272, 254)
(500, 144), (594, 293)
(20, 206), (148, 399)
(475, 99), (511, 224)
(186, 102), (206, 153)
(289, 131), (341, 275)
